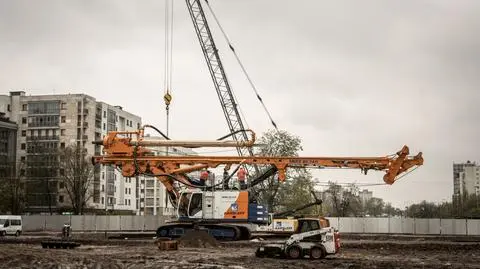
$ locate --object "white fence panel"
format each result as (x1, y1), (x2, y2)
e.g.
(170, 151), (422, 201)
(389, 217), (403, 233)
(18, 215), (480, 235)
(107, 215), (121, 230)
(23, 215), (46, 231)
(440, 219), (454, 235)
(453, 219), (467, 235)
(427, 219), (441, 234)
(364, 218), (389, 233)
(414, 218), (428, 234)
(83, 215), (98, 231)
(119, 216), (137, 231)
(45, 215), (71, 231)
(339, 217), (364, 233)
(70, 216), (83, 231)
(402, 218), (415, 234)
(467, 219), (480, 235)
(326, 217), (339, 230)
(94, 216), (108, 231)
(143, 216), (163, 231)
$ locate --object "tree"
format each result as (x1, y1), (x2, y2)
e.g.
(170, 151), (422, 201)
(325, 182), (362, 217)
(0, 160), (25, 214)
(275, 169), (316, 215)
(58, 144), (94, 215)
(365, 197), (385, 217)
(252, 129), (303, 212)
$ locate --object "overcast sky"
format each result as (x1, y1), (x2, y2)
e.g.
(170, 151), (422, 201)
(1, 0), (479, 208)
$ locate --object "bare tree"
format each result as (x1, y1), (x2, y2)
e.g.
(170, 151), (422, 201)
(0, 160), (25, 214)
(58, 144), (94, 215)
(326, 182), (361, 217)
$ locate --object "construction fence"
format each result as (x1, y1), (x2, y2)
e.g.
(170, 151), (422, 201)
(20, 215), (480, 236)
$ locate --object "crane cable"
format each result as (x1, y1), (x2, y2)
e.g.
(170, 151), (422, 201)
(203, 0), (278, 130)
(164, 0), (174, 154)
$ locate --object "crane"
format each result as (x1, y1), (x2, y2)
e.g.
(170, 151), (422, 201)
(92, 128), (423, 240)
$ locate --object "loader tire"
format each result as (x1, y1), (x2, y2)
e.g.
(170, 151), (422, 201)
(310, 246), (326, 259)
(286, 245), (302, 259)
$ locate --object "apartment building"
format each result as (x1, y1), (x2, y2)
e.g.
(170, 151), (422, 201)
(0, 112), (17, 181)
(0, 91), (141, 214)
(358, 189), (373, 205)
(453, 161), (480, 199)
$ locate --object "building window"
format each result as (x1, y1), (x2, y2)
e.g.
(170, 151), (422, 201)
(125, 188), (127, 194)
(103, 123), (106, 130)
(22, 117), (27, 124)
(22, 104), (27, 111)
(21, 130), (26, 137)
(61, 116), (66, 123)
(101, 197), (104, 204)
(59, 182), (64, 189)
(60, 142), (65, 149)
(61, 102), (66, 110)
(103, 111), (106, 118)
(102, 185), (104, 192)
(61, 129), (65, 136)
(20, 156), (25, 162)
(59, 196), (64, 203)
(21, 143), (25, 150)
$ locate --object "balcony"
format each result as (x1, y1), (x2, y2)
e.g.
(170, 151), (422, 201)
(26, 135), (60, 141)
(78, 109), (89, 114)
(28, 122), (59, 128)
(77, 122), (89, 128)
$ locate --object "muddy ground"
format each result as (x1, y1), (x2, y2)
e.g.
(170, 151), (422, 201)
(1, 236), (480, 269)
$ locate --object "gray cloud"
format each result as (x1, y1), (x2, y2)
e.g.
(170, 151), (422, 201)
(1, 0), (479, 208)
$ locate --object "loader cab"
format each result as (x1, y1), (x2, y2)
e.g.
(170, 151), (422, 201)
(295, 218), (324, 240)
(296, 218), (321, 233)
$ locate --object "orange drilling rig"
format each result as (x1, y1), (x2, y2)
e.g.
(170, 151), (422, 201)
(92, 126), (423, 240)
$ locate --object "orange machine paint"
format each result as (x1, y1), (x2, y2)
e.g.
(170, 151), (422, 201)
(224, 191), (249, 219)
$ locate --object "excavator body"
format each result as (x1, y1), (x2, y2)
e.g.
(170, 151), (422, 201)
(156, 189), (268, 240)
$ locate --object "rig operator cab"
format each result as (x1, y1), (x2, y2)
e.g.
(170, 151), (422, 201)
(175, 189), (268, 223)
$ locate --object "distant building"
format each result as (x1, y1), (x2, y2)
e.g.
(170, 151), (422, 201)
(359, 189), (373, 205)
(453, 161), (480, 199)
(0, 91), (141, 214)
(0, 112), (17, 183)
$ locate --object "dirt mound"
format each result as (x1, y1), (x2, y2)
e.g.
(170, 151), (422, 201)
(177, 230), (218, 248)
